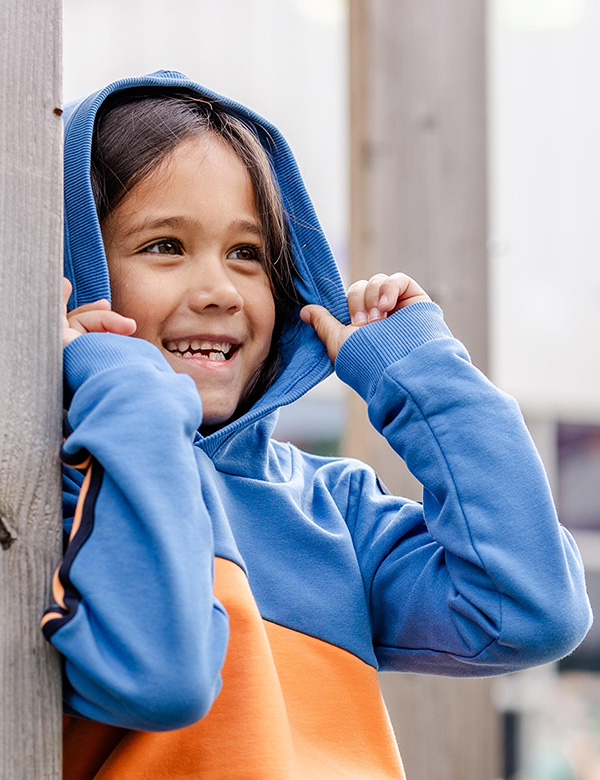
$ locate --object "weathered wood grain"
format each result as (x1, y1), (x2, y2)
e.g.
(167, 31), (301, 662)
(348, 2), (499, 778)
(0, 1), (63, 778)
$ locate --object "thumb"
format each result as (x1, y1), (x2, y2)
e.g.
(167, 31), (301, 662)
(300, 304), (354, 363)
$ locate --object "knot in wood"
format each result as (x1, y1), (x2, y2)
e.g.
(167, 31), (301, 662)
(0, 516), (17, 550)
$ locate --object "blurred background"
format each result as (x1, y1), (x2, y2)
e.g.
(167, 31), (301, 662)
(63, 1), (600, 777)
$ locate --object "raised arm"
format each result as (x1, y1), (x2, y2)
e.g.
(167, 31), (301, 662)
(42, 287), (228, 730)
(304, 278), (592, 675)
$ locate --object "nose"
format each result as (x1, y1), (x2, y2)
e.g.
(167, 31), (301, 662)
(186, 256), (244, 314)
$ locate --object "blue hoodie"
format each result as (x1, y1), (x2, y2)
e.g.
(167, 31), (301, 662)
(42, 70), (591, 780)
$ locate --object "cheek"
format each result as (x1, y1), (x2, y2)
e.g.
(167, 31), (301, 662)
(109, 263), (171, 333)
(109, 278), (135, 319)
(110, 274), (144, 325)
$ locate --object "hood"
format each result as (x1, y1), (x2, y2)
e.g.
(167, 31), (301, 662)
(63, 69), (349, 450)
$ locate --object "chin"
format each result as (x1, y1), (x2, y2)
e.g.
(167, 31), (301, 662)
(199, 406), (237, 433)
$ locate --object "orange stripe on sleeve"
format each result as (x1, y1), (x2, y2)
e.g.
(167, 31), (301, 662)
(69, 463), (93, 542)
(40, 611), (65, 628)
(51, 565), (66, 610)
(63, 452), (92, 471)
(41, 459), (94, 630)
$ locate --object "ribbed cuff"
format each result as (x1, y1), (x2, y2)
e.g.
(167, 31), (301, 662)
(335, 302), (453, 401)
(64, 333), (167, 393)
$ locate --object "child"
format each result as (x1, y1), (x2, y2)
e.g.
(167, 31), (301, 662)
(43, 70), (591, 780)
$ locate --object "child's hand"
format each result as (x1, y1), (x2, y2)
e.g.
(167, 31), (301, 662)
(300, 273), (431, 363)
(63, 277), (137, 347)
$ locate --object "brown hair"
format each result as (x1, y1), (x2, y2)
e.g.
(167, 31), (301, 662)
(91, 89), (302, 421)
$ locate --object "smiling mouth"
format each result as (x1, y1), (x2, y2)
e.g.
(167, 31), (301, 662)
(164, 338), (239, 362)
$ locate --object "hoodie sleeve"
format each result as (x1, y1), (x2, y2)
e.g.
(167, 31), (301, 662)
(41, 333), (229, 731)
(335, 301), (592, 676)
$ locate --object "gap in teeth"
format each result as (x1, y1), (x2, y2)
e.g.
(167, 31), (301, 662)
(171, 340), (231, 353)
(166, 340), (234, 359)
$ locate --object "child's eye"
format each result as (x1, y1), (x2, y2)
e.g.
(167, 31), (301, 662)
(228, 245), (262, 262)
(141, 239), (183, 255)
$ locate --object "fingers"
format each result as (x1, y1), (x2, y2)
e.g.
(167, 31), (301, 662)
(363, 273), (393, 319)
(346, 279), (369, 325)
(63, 296), (136, 347)
(348, 275), (392, 325)
(69, 309), (137, 337)
(63, 277), (73, 309)
(63, 276), (111, 313)
(63, 277), (111, 315)
(348, 273), (431, 325)
(63, 276), (133, 347)
(300, 304), (355, 363)
(71, 299), (112, 314)
(302, 273), (431, 362)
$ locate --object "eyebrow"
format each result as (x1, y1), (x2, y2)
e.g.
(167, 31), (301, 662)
(119, 215), (263, 240)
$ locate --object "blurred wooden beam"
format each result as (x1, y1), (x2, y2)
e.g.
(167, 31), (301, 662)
(347, 1), (498, 778)
(0, 2), (63, 778)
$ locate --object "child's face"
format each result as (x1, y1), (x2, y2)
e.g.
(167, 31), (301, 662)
(102, 134), (276, 426)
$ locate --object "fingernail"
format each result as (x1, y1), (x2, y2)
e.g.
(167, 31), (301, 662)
(369, 308), (381, 322)
(379, 294), (388, 306)
(353, 310), (367, 325)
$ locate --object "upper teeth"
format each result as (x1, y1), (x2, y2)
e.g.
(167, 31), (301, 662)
(165, 340), (233, 355)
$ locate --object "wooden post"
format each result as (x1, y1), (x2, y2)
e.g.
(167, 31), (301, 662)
(348, 1), (499, 778)
(0, 2), (63, 779)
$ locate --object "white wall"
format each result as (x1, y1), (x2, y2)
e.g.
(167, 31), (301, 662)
(489, 0), (600, 421)
(63, 0), (348, 272)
